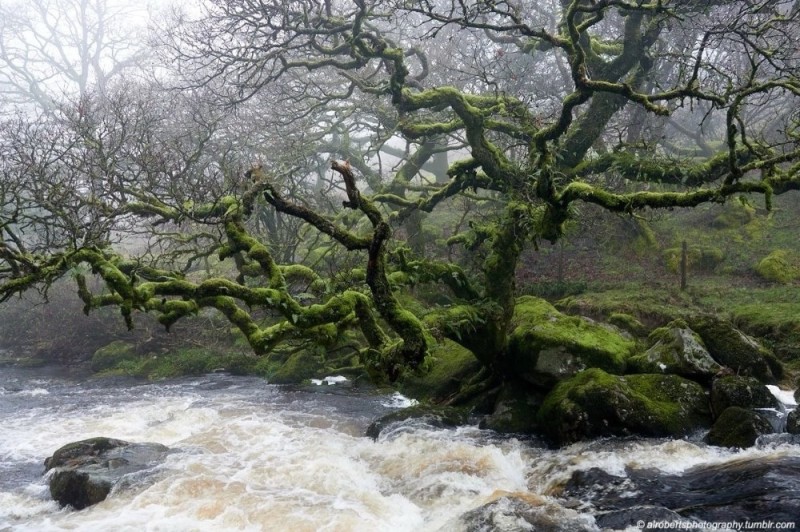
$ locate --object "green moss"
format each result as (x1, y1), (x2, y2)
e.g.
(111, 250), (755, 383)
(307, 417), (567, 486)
(663, 245), (725, 273)
(268, 350), (323, 384)
(399, 339), (482, 401)
(537, 368), (711, 445)
(755, 250), (799, 284)
(690, 315), (777, 382)
(608, 313), (648, 337)
(711, 376), (778, 415)
(504, 296), (632, 384)
(628, 323), (722, 378)
(706, 406), (773, 448)
(91, 341), (139, 372)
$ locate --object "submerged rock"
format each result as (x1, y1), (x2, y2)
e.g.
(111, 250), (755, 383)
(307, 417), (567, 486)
(706, 406), (774, 448)
(537, 368), (710, 446)
(628, 324), (722, 379)
(365, 405), (468, 440)
(504, 297), (632, 387)
(596, 506), (704, 531)
(559, 455), (800, 522)
(45, 437), (169, 510)
(456, 492), (598, 532)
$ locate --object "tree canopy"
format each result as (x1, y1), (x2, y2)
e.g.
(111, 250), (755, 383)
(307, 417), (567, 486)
(1, 0), (799, 382)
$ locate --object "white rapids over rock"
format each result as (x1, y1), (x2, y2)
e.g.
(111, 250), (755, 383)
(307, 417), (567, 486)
(1, 367), (799, 531)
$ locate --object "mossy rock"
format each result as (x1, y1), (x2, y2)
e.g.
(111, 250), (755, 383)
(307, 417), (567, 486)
(268, 350), (324, 384)
(628, 324), (722, 379)
(755, 250), (799, 284)
(537, 368), (711, 446)
(711, 376), (779, 416)
(689, 315), (778, 383)
(710, 200), (756, 229)
(91, 341), (139, 372)
(663, 245), (725, 273)
(479, 381), (540, 434)
(608, 313), (648, 337)
(399, 339), (482, 402)
(504, 297), (632, 387)
(705, 406), (773, 448)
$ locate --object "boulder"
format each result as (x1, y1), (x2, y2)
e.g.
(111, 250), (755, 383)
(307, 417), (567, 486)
(504, 297), (632, 387)
(560, 456), (800, 522)
(711, 376), (779, 416)
(365, 405), (468, 440)
(537, 368), (711, 446)
(628, 324), (722, 379)
(755, 249), (799, 284)
(689, 316), (779, 382)
(706, 407), (773, 448)
(45, 437), (169, 510)
(787, 410), (800, 435)
(479, 381), (540, 434)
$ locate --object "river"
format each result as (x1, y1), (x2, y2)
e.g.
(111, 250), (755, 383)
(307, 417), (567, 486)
(1, 366), (799, 531)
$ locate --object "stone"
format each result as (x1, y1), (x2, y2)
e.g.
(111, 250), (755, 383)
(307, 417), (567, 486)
(706, 407), (774, 448)
(689, 315), (778, 382)
(787, 410), (800, 435)
(711, 376), (779, 416)
(537, 368), (711, 446)
(504, 297), (632, 387)
(629, 325), (722, 379)
(45, 437), (168, 510)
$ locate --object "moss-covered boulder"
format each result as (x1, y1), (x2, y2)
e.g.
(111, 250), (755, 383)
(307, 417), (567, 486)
(755, 250), (800, 284)
(664, 245), (725, 273)
(537, 368), (711, 446)
(711, 376), (779, 416)
(608, 312), (648, 337)
(690, 315), (779, 383)
(399, 339), (482, 402)
(628, 324), (722, 379)
(706, 407), (774, 448)
(504, 297), (632, 387)
(91, 341), (139, 372)
(479, 381), (540, 434)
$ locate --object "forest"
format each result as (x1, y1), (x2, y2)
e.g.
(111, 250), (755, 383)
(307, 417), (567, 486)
(1, 0), (800, 447)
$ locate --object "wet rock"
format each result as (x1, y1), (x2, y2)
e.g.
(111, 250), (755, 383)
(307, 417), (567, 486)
(560, 456), (800, 523)
(711, 376), (779, 416)
(689, 315), (778, 382)
(45, 437), (169, 510)
(787, 410), (800, 435)
(456, 492), (598, 532)
(706, 406), (774, 448)
(479, 380), (540, 434)
(628, 324), (722, 379)
(365, 405), (468, 440)
(537, 368), (711, 446)
(504, 297), (632, 387)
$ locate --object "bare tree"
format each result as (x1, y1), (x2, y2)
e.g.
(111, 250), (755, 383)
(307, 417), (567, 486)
(0, 0), (153, 114)
(1, 0), (799, 387)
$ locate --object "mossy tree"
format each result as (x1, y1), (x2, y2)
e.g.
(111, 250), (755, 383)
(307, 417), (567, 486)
(2, 0), (800, 383)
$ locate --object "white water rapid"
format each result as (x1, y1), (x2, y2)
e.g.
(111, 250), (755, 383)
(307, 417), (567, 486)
(1, 368), (799, 531)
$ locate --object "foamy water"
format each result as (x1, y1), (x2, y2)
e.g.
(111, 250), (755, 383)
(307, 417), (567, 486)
(1, 368), (799, 531)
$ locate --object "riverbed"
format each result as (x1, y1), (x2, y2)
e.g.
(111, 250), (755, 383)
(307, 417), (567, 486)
(1, 366), (798, 531)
